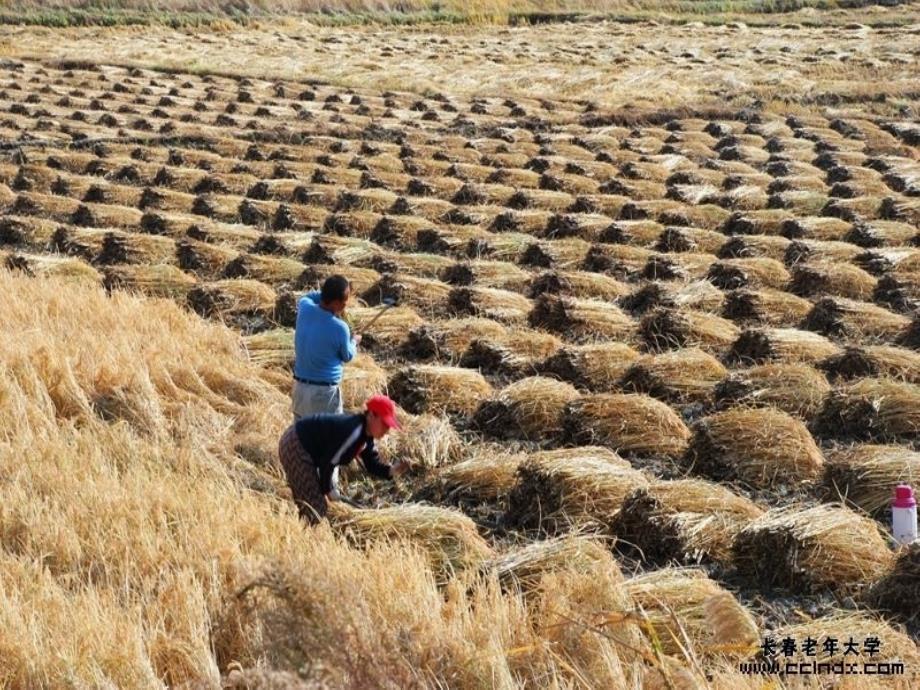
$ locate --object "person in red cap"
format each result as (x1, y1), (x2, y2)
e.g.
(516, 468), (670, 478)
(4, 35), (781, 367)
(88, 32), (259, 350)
(277, 394), (409, 523)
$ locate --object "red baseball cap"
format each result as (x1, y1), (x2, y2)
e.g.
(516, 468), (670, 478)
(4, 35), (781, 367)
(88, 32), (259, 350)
(366, 394), (401, 430)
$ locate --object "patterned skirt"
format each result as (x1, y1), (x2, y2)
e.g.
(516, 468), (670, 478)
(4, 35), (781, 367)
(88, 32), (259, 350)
(278, 424), (327, 524)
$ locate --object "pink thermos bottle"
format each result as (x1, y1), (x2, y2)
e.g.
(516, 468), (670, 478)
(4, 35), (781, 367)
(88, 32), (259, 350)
(892, 484), (917, 545)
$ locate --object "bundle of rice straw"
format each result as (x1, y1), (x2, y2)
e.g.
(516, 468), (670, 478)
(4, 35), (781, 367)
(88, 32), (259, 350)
(563, 393), (691, 458)
(447, 286), (532, 324)
(803, 297), (911, 343)
(472, 376), (580, 441)
(102, 263), (197, 299)
(402, 318), (509, 361)
(187, 279), (276, 319)
(722, 287), (812, 327)
(733, 504), (894, 592)
(713, 363), (830, 420)
(789, 261), (877, 301)
(302, 233), (380, 265)
(520, 237), (591, 269)
(866, 543), (920, 623)
(222, 253), (304, 286)
(813, 378), (920, 443)
(439, 259), (531, 291)
(820, 345), (920, 384)
(378, 410), (463, 471)
(176, 238), (239, 277)
(346, 304), (424, 351)
(505, 453), (649, 533)
(387, 364), (493, 416)
(717, 234), (790, 262)
(529, 294), (636, 343)
(706, 257), (790, 290)
(618, 280), (725, 316)
(528, 269), (631, 302)
(624, 568), (759, 659)
(97, 231), (177, 266)
(538, 342), (640, 392)
(458, 338), (532, 378)
(620, 349), (727, 404)
(784, 238), (863, 268)
(340, 354), (388, 409)
(875, 273), (920, 314)
(729, 327), (842, 364)
(821, 444), (920, 516)
(685, 408), (824, 488)
(614, 478), (763, 566)
(5, 251), (102, 285)
(484, 534), (615, 594)
(773, 612), (920, 667)
(640, 307), (740, 355)
(242, 327), (293, 369)
(414, 446), (524, 505)
(332, 503), (492, 579)
(361, 273), (451, 315)
(781, 215), (851, 241)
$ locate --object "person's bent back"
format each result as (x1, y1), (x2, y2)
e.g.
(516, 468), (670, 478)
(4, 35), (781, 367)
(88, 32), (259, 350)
(292, 275), (360, 419)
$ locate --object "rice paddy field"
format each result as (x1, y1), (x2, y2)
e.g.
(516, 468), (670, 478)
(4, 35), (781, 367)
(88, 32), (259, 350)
(0, 3), (919, 687)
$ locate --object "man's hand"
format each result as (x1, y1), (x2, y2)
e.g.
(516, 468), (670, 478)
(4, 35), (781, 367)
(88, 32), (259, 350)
(352, 333), (362, 346)
(326, 487), (342, 503)
(390, 459), (410, 478)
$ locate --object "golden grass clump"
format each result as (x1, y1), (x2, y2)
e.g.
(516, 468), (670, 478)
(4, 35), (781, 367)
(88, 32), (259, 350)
(340, 353), (387, 409)
(713, 363), (831, 420)
(729, 327), (842, 364)
(865, 543), (920, 625)
(415, 447), (524, 506)
(187, 278), (276, 321)
(822, 444), (920, 516)
(623, 568), (760, 659)
(685, 408), (824, 488)
(789, 261), (878, 301)
(447, 285), (532, 324)
(331, 503), (493, 580)
(387, 364), (492, 416)
(706, 257), (790, 290)
(103, 264), (197, 300)
(345, 304), (424, 351)
(620, 348), (727, 404)
(563, 393), (691, 458)
(379, 409), (463, 471)
(813, 378), (920, 443)
(538, 342), (640, 392)
(721, 287), (813, 327)
(506, 453), (649, 533)
(733, 504), (895, 592)
(529, 293), (636, 343)
(5, 251), (102, 285)
(472, 376), (580, 442)
(242, 327), (293, 370)
(613, 478), (763, 567)
(821, 344), (920, 384)
(640, 307), (740, 355)
(803, 297), (911, 343)
(484, 534), (615, 594)
(403, 317), (510, 361)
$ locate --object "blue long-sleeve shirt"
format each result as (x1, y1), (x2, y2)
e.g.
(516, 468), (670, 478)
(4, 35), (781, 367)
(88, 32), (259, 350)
(293, 291), (356, 384)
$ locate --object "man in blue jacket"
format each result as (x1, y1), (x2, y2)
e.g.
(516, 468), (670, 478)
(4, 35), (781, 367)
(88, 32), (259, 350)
(292, 274), (360, 420)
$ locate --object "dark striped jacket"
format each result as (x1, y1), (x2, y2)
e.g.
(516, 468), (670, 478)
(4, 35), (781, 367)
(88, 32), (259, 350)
(294, 412), (392, 493)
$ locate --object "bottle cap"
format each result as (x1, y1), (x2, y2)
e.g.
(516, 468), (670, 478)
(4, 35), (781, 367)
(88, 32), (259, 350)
(893, 484), (916, 509)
